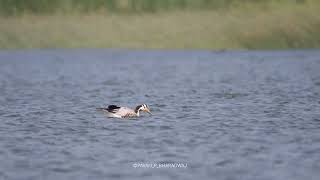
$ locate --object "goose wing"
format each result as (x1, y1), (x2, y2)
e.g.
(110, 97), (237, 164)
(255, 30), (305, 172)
(96, 105), (120, 113)
(114, 107), (137, 117)
(97, 105), (136, 118)
(106, 105), (121, 113)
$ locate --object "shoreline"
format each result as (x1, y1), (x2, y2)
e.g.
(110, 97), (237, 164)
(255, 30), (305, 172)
(1, 3), (319, 50)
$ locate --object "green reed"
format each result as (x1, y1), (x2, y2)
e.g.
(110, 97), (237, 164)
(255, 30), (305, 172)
(0, 0), (309, 16)
(0, 0), (318, 49)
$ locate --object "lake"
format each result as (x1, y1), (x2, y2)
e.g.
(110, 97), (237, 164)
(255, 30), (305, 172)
(0, 49), (319, 180)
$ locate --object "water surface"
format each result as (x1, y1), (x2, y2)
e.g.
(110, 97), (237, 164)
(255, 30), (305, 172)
(0, 49), (320, 180)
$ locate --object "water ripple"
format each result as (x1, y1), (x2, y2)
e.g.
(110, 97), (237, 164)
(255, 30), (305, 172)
(0, 49), (320, 180)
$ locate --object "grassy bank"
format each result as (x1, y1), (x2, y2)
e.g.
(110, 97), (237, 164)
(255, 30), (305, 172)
(0, 1), (320, 49)
(0, 0), (306, 15)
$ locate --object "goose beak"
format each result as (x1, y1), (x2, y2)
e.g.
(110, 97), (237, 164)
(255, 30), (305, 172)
(145, 108), (152, 115)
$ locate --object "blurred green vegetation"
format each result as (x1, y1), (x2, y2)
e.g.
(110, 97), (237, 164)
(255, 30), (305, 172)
(0, 0), (319, 49)
(0, 0), (309, 15)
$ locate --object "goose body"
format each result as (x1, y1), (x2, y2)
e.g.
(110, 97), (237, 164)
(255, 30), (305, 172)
(97, 104), (151, 118)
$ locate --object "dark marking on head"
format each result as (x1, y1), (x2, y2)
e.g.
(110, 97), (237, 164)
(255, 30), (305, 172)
(135, 105), (143, 113)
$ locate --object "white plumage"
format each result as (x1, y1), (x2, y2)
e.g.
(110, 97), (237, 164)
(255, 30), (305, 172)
(97, 104), (152, 118)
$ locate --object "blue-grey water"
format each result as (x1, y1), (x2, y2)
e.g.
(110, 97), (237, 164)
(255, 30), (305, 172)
(0, 49), (320, 180)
